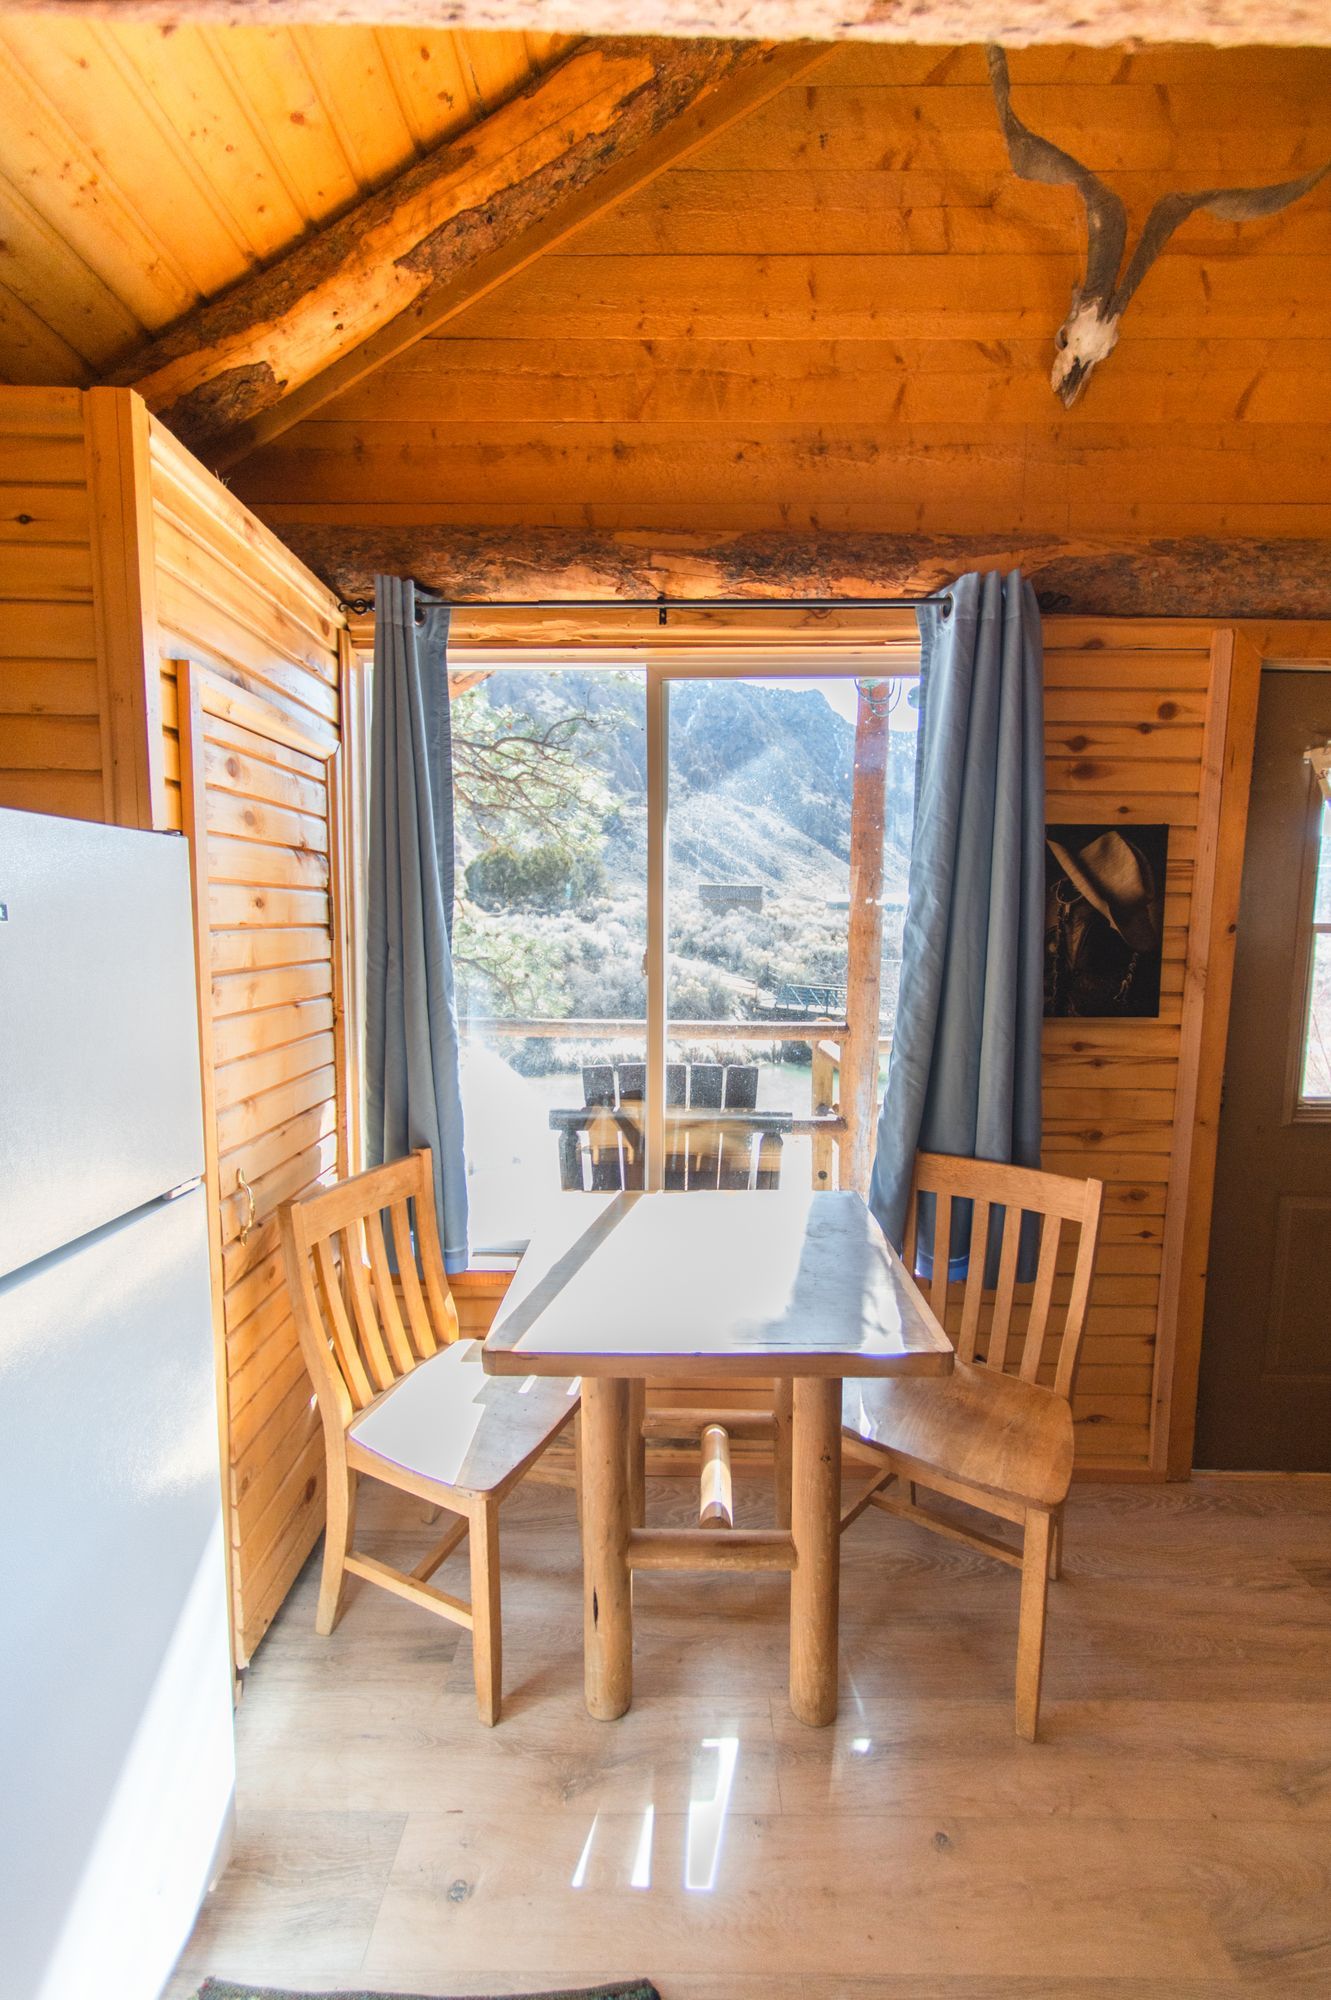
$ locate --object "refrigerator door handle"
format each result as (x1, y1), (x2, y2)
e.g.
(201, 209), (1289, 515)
(163, 1176), (205, 1202)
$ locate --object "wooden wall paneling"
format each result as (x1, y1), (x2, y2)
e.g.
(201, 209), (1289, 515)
(0, 387), (105, 823)
(83, 385), (164, 827)
(335, 625), (367, 1176)
(180, 662), (345, 1664)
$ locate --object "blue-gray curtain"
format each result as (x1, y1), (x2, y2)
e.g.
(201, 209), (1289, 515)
(366, 575), (468, 1273)
(868, 570), (1044, 1268)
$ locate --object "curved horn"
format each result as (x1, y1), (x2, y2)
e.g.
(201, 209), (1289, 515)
(1112, 161), (1331, 314)
(986, 45), (1127, 306)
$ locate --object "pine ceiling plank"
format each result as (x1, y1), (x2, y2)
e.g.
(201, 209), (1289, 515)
(0, 170), (143, 368)
(202, 26), (363, 226)
(453, 27), (542, 113)
(320, 335), (1331, 429)
(379, 28), (514, 149)
(90, 22), (307, 266)
(0, 280), (93, 385)
(291, 23), (421, 188)
(0, 24), (202, 326)
(107, 39), (834, 461)
(445, 249), (1329, 343)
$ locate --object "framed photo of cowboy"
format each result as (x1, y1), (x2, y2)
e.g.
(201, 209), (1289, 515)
(1044, 822), (1169, 1018)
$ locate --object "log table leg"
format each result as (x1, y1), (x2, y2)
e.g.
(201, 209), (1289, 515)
(789, 1374), (842, 1726)
(581, 1375), (633, 1720)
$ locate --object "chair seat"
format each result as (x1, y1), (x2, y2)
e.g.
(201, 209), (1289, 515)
(842, 1360), (1074, 1509)
(348, 1338), (578, 1499)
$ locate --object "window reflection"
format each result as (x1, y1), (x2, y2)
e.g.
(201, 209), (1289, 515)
(630, 1804), (655, 1890)
(685, 1735), (739, 1892)
(570, 1813), (599, 1889)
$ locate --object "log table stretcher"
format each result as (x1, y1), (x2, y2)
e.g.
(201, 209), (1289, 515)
(483, 1187), (952, 1726)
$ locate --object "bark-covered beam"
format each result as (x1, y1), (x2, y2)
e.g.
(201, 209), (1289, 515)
(6, 1), (1327, 50)
(270, 525), (1331, 621)
(105, 38), (829, 460)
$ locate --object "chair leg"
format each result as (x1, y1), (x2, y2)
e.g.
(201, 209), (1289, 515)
(773, 1377), (794, 1530)
(1048, 1507), (1064, 1582)
(573, 1413), (584, 1532)
(1016, 1506), (1054, 1743)
(627, 1379), (647, 1528)
(316, 1464), (358, 1637)
(469, 1496), (503, 1726)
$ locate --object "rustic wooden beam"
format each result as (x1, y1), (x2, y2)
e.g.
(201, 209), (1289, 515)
(266, 525), (1331, 622)
(103, 38), (832, 462)
(5, 1), (1327, 51)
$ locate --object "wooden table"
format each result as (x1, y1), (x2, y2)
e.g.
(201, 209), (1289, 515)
(484, 1187), (952, 1726)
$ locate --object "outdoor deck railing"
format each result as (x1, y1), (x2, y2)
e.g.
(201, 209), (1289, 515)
(456, 1015), (895, 1191)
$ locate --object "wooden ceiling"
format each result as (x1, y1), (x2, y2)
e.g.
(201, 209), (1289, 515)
(231, 42), (1331, 557)
(0, 19), (567, 383)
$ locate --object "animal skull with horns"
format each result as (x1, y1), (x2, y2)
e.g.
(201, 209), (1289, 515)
(986, 47), (1330, 407)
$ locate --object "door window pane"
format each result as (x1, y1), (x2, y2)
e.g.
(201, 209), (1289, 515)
(453, 666), (647, 1247)
(1313, 801), (1331, 924)
(1301, 931), (1331, 1100)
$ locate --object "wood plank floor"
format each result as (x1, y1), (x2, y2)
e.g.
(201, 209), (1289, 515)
(167, 1473), (1331, 2000)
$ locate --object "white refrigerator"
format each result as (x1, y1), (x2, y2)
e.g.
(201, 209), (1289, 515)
(0, 807), (236, 2000)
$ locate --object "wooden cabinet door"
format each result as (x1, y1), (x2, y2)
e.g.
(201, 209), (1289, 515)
(1196, 669), (1331, 1470)
(177, 658), (351, 1663)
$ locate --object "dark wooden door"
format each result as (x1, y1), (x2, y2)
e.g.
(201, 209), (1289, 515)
(1196, 670), (1331, 1469)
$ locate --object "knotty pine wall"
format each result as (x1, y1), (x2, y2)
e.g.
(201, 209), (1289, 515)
(0, 390), (113, 822)
(235, 42), (1331, 543)
(0, 386), (353, 1661)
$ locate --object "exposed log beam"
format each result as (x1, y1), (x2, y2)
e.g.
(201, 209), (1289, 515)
(5, 1), (1327, 50)
(266, 525), (1331, 622)
(103, 38), (832, 464)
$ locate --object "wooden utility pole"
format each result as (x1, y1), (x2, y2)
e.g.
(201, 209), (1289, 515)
(839, 684), (890, 1194)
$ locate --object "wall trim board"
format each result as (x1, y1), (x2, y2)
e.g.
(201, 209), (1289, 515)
(83, 388), (164, 829)
(1151, 628), (1239, 1476)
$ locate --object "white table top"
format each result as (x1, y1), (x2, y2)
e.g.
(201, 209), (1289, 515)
(482, 1188), (954, 1380)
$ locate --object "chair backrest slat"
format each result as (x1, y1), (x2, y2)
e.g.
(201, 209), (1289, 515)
(413, 1150), (461, 1344)
(929, 1191), (953, 1325)
(389, 1196), (438, 1360)
(1055, 1178), (1104, 1400)
(910, 1152), (1103, 1405)
(364, 1207), (416, 1376)
(313, 1234), (376, 1409)
(339, 1219), (397, 1395)
(956, 1196), (991, 1364)
(1019, 1216), (1062, 1382)
(987, 1208), (1024, 1374)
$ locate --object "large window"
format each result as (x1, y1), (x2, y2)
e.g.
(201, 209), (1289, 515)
(450, 643), (920, 1253)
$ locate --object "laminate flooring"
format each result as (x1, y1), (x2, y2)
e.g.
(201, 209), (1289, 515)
(166, 1473), (1331, 2000)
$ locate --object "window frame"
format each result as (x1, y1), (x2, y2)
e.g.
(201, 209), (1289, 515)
(406, 617), (923, 1194)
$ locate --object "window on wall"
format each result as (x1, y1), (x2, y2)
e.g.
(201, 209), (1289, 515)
(448, 641), (920, 1254)
(1295, 783), (1331, 1108)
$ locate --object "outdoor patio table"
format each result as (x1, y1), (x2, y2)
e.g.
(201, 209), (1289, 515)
(483, 1187), (953, 1726)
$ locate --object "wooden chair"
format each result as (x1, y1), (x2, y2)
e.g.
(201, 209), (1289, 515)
(841, 1152), (1103, 1740)
(279, 1148), (579, 1724)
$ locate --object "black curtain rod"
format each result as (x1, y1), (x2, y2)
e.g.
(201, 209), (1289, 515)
(338, 589), (953, 621)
